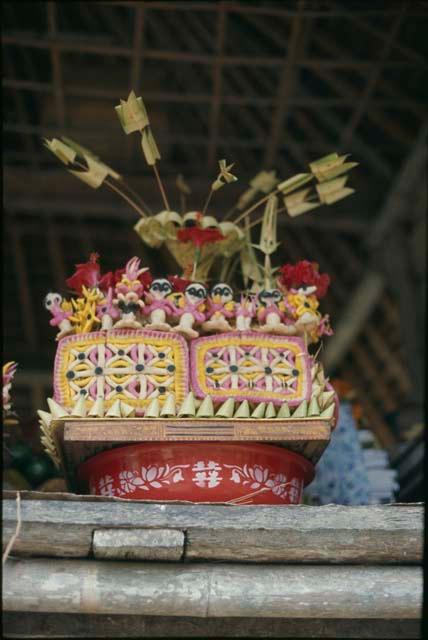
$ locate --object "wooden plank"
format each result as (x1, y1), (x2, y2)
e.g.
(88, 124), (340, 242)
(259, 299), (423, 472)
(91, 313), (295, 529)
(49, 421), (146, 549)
(3, 558), (422, 618)
(2, 500), (423, 564)
(2, 612), (422, 639)
(61, 418), (332, 441)
(93, 528), (184, 561)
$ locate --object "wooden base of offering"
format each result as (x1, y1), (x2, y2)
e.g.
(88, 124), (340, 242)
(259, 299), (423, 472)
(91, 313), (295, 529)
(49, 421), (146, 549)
(52, 417), (332, 496)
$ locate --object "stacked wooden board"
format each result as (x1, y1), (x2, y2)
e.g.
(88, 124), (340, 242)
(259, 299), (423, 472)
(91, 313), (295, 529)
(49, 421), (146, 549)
(2, 492), (423, 638)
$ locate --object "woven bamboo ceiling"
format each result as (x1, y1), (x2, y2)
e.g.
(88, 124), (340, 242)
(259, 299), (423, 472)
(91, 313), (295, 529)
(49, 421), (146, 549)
(3, 1), (427, 448)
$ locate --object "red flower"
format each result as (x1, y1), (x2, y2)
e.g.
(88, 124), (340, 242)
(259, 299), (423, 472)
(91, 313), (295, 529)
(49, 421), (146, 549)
(315, 273), (330, 299)
(177, 226), (224, 247)
(278, 260), (330, 298)
(66, 254), (101, 293)
(294, 260), (317, 284)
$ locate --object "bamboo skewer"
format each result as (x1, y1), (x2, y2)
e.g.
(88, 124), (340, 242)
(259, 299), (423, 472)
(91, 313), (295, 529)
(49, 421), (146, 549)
(201, 189), (214, 216)
(153, 163), (171, 211)
(233, 190), (279, 225)
(104, 179), (148, 218)
(122, 181), (153, 215)
(71, 159), (149, 218)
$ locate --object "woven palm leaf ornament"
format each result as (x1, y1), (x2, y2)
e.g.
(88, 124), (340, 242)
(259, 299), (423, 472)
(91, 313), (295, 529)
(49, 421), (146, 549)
(43, 90), (358, 286)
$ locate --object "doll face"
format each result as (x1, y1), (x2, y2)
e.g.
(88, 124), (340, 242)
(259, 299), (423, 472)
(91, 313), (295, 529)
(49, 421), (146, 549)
(150, 278), (172, 300)
(296, 284), (317, 296)
(185, 283), (207, 305)
(257, 288), (282, 306)
(44, 292), (62, 311)
(211, 283), (233, 304)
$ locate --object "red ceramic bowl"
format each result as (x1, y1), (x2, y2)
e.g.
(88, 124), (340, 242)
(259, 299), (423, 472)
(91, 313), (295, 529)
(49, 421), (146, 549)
(77, 442), (314, 505)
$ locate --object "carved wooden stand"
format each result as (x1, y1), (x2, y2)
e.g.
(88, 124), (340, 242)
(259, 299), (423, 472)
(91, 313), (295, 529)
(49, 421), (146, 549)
(52, 417), (333, 492)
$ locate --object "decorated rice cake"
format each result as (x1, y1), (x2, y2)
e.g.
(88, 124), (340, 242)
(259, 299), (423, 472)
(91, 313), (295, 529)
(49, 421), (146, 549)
(190, 332), (311, 406)
(53, 329), (189, 413)
(36, 89), (358, 502)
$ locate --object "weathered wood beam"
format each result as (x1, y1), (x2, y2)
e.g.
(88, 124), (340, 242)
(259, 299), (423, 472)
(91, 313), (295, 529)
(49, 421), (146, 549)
(207, 4), (226, 168)
(96, 2), (130, 43)
(323, 126), (427, 373)
(342, 365), (403, 449)
(240, 13), (393, 178)
(47, 2), (66, 127)
(327, 236), (411, 396)
(2, 611), (422, 639)
(3, 557), (422, 618)
(264, 3), (304, 167)
(5, 220), (38, 350)
(341, 7), (407, 147)
(130, 6), (144, 91)
(2, 50), (39, 170)
(127, 5), (145, 164)
(285, 227), (398, 447)
(4, 77), (422, 109)
(332, 2), (425, 65)
(102, 1), (425, 18)
(313, 19), (416, 155)
(4, 33), (425, 68)
(311, 26), (425, 118)
(46, 221), (67, 291)
(311, 36), (419, 146)
(378, 230), (425, 421)
(367, 124), (428, 247)
(5, 120), (354, 154)
(2, 498), (423, 564)
(93, 528), (185, 561)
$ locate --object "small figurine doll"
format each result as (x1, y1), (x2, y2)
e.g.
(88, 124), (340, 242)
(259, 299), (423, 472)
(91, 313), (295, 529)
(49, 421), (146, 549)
(96, 287), (120, 330)
(113, 257), (148, 329)
(203, 283), (235, 333)
(256, 288), (295, 335)
(2, 361), (18, 415)
(144, 278), (175, 331)
(44, 292), (74, 340)
(172, 282), (207, 339)
(286, 284), (321, 341)
(279, 260), (331, 343)
(235, 294), (256, 331)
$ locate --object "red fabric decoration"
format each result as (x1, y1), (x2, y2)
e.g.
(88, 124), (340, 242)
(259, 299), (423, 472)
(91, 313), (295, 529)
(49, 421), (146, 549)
(66, 254), (102, 293)
(278, 260), (330, 299)
(168, 275), (192, 292)
(138, 269), (153, 290)
(66, 255), (152, 295)
(177, 227), (224, 247)
(98, 271), (116, 293)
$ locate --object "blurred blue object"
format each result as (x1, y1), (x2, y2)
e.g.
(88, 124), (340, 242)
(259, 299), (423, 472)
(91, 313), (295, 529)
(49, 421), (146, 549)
(305, 401), (371, 505)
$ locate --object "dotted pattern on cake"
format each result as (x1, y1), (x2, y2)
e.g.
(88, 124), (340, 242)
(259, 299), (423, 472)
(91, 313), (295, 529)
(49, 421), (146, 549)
(53, 329), (189, 411)
(190, 332), (311, 406)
